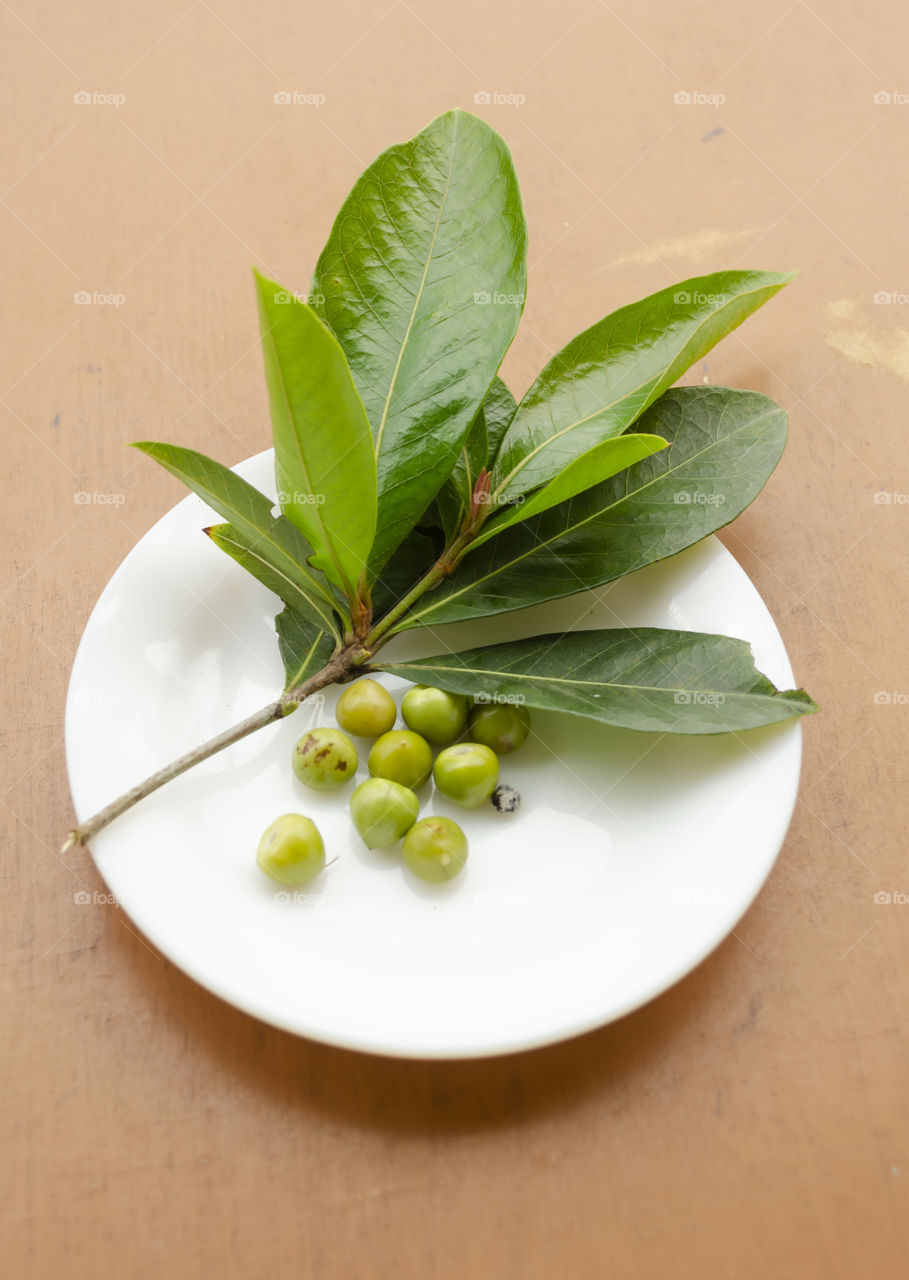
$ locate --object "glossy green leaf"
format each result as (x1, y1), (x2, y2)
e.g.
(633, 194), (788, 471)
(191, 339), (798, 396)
(435, 376), (518, 542)
(275, 605), (338, 692)
(312, 109), (527, 576)
(435, 400), (488, 542)
(254, 270), (376, 599)
(131, 441), (339, 637)
(370, 527), (440, 621)
(205, 523), (339, 689)
(469, 431), (668, 549)
(491, 269), (796, 505)
(377, 628), (817, 734)
(205, 522), (341, 643)
(398, 386), (787, 630)
(483, 376), (518, 464)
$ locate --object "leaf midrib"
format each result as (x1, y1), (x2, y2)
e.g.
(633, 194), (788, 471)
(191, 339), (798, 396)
(261, 314), (352, 594)
(285, 627), (328, 688)
(373, 114), (460, 460)
(213, 525), (341, 642)
(384, 658), (789, 701)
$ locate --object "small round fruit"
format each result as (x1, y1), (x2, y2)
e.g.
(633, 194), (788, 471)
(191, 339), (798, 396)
(350, 777), (419, 849)
(257, 813), (325, 886)
(401, 684), (469, 746)
(368, 730), (433, 790)
(432, 742), (499, 809)
(402, 816), (468, 883)
(335, 678), (396, 738)
(469, 702), (531, 755)
(292, 727), (358, 791)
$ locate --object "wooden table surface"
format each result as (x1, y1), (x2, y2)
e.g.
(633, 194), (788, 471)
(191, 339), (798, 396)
(3, 1), (907, 1275)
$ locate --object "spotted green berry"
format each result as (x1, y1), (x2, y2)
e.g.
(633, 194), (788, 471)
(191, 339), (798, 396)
(292, 727), (358, 791)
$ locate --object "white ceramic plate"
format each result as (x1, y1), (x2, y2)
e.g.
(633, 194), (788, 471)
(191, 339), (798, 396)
(65, 451), (802, 1059)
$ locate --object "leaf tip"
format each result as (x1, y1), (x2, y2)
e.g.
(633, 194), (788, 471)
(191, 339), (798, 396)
(791, 688), (819, 715)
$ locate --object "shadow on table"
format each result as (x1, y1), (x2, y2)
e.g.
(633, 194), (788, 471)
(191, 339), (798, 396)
(113, 912), (747, 1135)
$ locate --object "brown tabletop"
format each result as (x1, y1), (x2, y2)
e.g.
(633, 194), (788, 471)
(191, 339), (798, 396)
(3, 1), (907, 1276)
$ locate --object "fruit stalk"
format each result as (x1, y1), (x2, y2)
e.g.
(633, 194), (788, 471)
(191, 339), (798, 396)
(62, 653), (355, 853)
(63, 534), (473, 853)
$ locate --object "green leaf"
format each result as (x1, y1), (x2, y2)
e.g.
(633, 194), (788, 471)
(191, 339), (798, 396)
(435, 376), (517, 542)
(491, 269), (795, 505)
(132, 441), (340, 638)
(435, 400), (488, 542)
(370, 525), (439, 620)
(275, 605), (338, 692)
(377, 628), (818, 734)
(483, 376), (517, 464)
(205, 522), (339, 642)
(400, 386), (788, 630)
(205, 523), (339, 689)
(311, 109), (527, 576)
(469, 431), (668, 549)
(254, 270), (376, 600)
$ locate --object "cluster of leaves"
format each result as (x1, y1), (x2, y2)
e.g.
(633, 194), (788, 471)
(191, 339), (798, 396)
(136, 109), (816, 736)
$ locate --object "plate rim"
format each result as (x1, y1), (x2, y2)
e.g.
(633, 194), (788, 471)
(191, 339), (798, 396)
(65, 450), (803, 1059)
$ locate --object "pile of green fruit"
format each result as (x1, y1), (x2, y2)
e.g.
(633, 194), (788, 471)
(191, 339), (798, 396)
(256, 679), (530, 889)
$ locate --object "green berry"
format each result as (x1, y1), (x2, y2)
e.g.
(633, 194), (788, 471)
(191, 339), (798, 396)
(350, 777), (419, 849)
(292, 727), (358, 791)
(401, 684), (469, 746)
(432, 742), (499, 808)
(402, 816), (468, 883)
(256, 813), (325, 886)
(368, 730), (433, 790)
(468, 702), (531, 755)
(335, 678), (396, 738)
